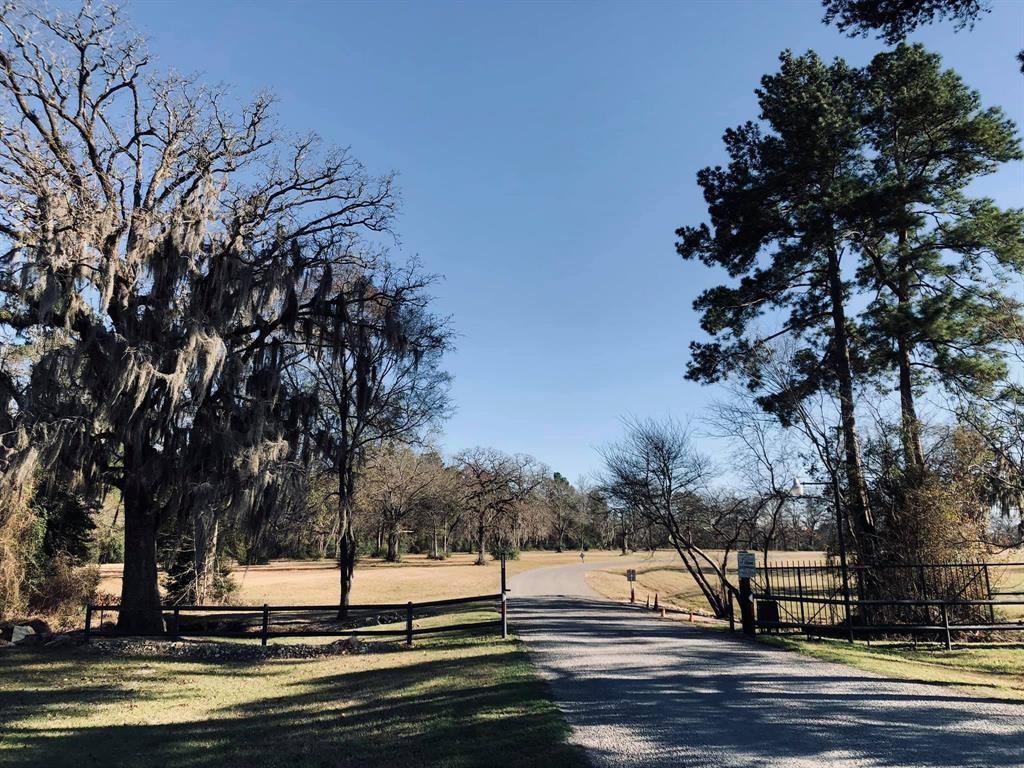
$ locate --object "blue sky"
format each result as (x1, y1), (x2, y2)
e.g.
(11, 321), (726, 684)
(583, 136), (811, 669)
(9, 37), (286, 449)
(127, 0), (1024, 480)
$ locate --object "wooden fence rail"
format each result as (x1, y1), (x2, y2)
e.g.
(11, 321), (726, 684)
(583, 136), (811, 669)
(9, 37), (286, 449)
(85, 592), (508, 647)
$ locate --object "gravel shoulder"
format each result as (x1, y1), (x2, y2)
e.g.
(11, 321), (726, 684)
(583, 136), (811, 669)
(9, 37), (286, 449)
(510, 560), (1024, 768)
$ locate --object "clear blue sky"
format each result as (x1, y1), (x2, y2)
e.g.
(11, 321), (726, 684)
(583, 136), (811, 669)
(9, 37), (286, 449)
(127, 0), (1024, 480)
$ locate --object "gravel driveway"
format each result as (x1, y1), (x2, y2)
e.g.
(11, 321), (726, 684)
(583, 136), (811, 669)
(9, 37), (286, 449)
(510, 560), (1024, 768)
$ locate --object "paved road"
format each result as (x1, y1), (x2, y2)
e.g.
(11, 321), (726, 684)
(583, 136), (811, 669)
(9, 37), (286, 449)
(510, 560), (1024, 768)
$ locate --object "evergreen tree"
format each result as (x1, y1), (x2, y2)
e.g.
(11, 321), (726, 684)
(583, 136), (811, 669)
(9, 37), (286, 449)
(853, 44), (1024, 472)
(677, 51), (878, 557)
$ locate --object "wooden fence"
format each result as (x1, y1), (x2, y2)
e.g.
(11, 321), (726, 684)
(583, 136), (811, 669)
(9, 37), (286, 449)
(85, 592), (508, 647)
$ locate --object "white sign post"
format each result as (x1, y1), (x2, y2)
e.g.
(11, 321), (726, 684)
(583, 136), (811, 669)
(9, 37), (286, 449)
(737, 551), (757, 636)
(738, 551), (757, 579)
(626, 569), (637, 604)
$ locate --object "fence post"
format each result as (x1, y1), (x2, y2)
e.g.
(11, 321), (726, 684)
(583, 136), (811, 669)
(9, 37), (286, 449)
(940, 601), (952, 650)
(983, 564), (996, 624)
(172, 607), (180, 640)
(795, 568), (806, 629)
(739, 576), (755, 637)
(84, 604), (92, 644)
(500, 592), (508, 639)
(261, 604), (269, 647)
(919, 564), (930, 626)
(406, 601), (414, 647)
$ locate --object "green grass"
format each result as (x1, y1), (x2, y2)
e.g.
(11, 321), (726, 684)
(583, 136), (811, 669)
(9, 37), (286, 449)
(0, 632), (589, 768)
(762, 635), (1024, 701)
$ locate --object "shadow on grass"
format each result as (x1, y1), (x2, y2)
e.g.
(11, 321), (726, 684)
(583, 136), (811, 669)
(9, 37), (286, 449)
(0, 636), (589, 768)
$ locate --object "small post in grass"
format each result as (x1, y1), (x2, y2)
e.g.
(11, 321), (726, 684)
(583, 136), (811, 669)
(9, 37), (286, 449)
(171, 607), (180, 640)
(84, 604), (92, 644)
(500, 592), (508, 639)
(261, 604), (270, 647)
(406, 601), (414, 647)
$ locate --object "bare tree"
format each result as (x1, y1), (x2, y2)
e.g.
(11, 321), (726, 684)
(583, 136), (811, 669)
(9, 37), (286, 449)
(600, 417), (740, 617)
(358, 446), (442, 562)
(456, 447), (542, 565)
(537, 472), (580, 552)
(295, 258), (452, 614)
(706, 392), (800, 568)
(415, 456), (462, 559)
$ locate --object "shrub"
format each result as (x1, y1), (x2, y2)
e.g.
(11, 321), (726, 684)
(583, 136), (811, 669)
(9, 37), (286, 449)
(0, 496), (44, 618)
(28, 552), (100, 630)
(488, 541), (520, 561)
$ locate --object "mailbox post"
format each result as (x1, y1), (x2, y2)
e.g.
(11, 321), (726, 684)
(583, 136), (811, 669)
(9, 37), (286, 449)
(737, 551), (757, 637)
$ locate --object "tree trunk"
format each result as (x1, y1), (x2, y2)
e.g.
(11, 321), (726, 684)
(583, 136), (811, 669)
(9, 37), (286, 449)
(826, 245), (875, 561)
(337, 470), (357, 619)
(118, 468), (164, 634)
(894, 193), (925, 473)
(193, 511), (219, 604)
(476, 518), (487, 565)
(896, 333), (925, 470)
(385, 525), (400, 562)
(338, 527), (356, 618)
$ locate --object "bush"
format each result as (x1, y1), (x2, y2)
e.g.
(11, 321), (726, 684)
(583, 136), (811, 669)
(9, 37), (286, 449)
(28, 552), (100, 630)
(488, 541), (520, 561)
(96, 529), (124, 564)
(210, 562), (240, 604)
(0, 499), (44, 618)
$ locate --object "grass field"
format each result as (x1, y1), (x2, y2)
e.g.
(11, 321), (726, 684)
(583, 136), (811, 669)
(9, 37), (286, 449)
(761, 636), (1024, 702)
(0, 632), (589, 768)
(97, 550), (638, 606)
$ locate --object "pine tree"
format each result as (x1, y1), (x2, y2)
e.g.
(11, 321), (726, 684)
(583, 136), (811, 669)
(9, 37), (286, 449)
(853, 44), (1024, 473)
(677, 51), (878, 557)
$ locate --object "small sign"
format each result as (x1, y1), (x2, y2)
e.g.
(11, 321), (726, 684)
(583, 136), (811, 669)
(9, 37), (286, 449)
(626, 569), (637, 582)
(738, 551), (757, 579)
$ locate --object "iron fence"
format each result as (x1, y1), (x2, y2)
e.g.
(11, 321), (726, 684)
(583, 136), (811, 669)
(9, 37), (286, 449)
(750, 560), (1024, 646)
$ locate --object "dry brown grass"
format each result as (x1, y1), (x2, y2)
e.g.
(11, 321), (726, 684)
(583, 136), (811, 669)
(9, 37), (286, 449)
(98, 550), (632, 605)
(988, 549), (1024, 620)
(585, 550), (828, 615)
